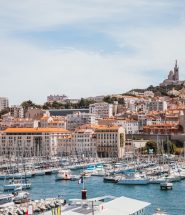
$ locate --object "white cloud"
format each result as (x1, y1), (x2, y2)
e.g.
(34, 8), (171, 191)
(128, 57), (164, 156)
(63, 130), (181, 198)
(0, 35), (153, 104)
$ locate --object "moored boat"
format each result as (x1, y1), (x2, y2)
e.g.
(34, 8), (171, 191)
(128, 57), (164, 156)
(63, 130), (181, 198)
(118, 173), (149, 185)
(0, 193), (14, 208)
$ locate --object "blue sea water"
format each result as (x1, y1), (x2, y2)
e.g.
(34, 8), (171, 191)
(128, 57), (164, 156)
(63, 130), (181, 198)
(1, 174), (185, 215)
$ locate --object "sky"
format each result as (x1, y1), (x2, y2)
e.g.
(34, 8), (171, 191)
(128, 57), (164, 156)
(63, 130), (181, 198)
(1, 0), (185, 105)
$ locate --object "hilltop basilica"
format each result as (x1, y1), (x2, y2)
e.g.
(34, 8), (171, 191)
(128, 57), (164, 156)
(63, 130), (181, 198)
(160, 60), (185, 86)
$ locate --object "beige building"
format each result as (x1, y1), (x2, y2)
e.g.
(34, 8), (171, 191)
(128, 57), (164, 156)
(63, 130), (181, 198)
(95, 125), (125, 158)
(40, 115), (66, 129)
(0, 128), (70, 158)
(72, 128), (97, 157)
(58, 124), (126, 159)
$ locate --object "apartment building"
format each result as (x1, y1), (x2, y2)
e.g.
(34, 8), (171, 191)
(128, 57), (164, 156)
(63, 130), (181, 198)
(0, 116), (34, 130)
(114, 119), (139, 134)
(47, 94), (68, 103)
(89, 102), (113, 118)
(66, 112), (97, 131)
(0, 128), (70, 158)
(10, 105), (24, 118)
(57, 135), (72, 156)
(58, 124), (125, 159)
(98, 118), (139, 134)
(147, 101), (167, 112)
(0, 97), (9, 111)
(143, 123), (182, 135)
(40, 116), (66, 129)
(72, 128), (97, 157)
(95, 125), (125, 158)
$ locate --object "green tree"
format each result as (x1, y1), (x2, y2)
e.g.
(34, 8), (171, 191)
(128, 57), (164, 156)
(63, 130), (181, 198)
(0, 108), (9, 118)
(21, 100), (36, 110)
(145, 141), (157, 154)
(118, 97), (125, 105)
(103, 96), (114, 104)
(163, 140), (177, 154)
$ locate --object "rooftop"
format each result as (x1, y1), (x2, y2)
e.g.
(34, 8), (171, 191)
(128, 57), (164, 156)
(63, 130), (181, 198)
(3, 127), (70, 133)
(57, 196), (150, 215)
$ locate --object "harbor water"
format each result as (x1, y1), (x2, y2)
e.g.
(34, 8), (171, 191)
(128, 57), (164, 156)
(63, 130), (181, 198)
(1, 172), (185, 215)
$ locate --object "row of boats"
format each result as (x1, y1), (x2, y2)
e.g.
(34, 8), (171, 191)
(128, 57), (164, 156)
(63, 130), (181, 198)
(104, 162), (185, 185)
(0, 157), (177, 214)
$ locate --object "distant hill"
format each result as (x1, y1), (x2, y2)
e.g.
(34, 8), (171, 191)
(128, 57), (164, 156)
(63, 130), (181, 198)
(125, 84), (184, 97)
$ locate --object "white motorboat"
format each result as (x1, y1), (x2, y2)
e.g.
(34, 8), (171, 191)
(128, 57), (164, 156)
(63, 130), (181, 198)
(149, 176), (166, 184)
(118, 173), (149, 185)
(13, 191), (30, 204)
(3, 179), (31, 191)
(0, 193), (14, 208)
(103, 174), (122, 183)
(34, 169), (46, 176)
(160, 181), (173, 190)
(153, 208), (168, 214)
(55, 170), (72, 180)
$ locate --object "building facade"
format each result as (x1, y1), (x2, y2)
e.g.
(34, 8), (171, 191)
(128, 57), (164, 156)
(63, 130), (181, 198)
(147, 101), (167, 112)
(58, 125), (126, 159)
(66, 112), (97, 131)
(89, 102), (113, 118)
(0, 97), (9, 111)
(0, 128), (70, 158)
(47, 94), (68, 103)
(10, 106), (24, 118)
(95, 125), (125, 158)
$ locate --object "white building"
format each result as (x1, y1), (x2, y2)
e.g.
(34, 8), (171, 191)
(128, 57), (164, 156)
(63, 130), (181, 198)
(114, 119), (139, 134)
(98, 118), (139, 135)
(89, 102), (113, 118)
(0, 97), (9, 111)
(47, 94), (68, 103)
(10, 105), (24, 118)
(147, 100), (167, 112)
(0, 128), (70, 158)
(66, 112), (97, 130)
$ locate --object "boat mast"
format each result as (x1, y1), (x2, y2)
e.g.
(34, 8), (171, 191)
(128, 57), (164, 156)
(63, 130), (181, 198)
(184, 141), (185, 160)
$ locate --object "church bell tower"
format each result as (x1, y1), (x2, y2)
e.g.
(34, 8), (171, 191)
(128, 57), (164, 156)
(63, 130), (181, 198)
(174, 60), (179, 81)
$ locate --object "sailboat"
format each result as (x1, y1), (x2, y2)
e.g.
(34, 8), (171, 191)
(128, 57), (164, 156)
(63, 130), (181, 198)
(3, 148), (32, 191)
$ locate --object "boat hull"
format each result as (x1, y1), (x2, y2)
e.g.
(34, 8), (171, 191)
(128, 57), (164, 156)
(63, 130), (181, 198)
(118, 179), (149, 185)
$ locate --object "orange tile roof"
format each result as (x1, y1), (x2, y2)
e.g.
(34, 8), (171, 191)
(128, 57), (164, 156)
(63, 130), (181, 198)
(144, 123), (178, 129)
(4, 127), (70, 133)
(77, 124), (121, 130)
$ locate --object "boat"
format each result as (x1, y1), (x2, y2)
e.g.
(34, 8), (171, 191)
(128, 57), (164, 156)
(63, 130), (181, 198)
(13, 191), (30, 204)
(55, 169), (71, 180)
(117, 173), (149, 185)
(153, 208), (169, 214)
(149, 177), (166, 184)
(80, 171), (92, 178)
(91, 164), (105, 176)
(0, 193), (14, 208)
(103, 174), (122, 183)
(160, 182), (173, 190)
(3, 179), (31, 191)
(55, 170), (79, 181)
(34, 169), (46, 176)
